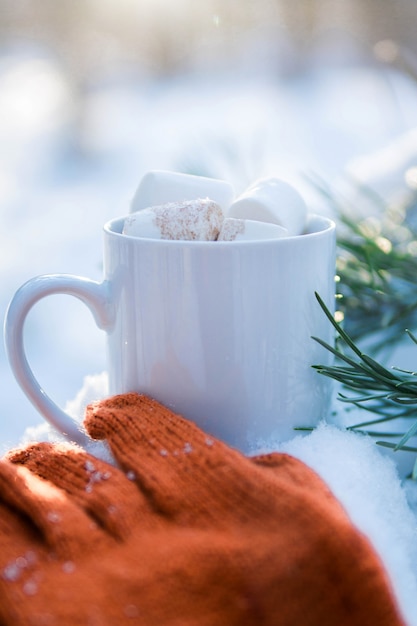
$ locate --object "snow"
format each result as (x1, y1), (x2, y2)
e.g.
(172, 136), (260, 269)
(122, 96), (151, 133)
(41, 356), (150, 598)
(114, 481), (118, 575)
(2, 46), (417, 623)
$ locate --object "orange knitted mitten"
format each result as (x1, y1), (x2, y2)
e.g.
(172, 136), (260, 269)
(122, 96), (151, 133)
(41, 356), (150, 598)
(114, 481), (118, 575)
(0, 393), (405, 625)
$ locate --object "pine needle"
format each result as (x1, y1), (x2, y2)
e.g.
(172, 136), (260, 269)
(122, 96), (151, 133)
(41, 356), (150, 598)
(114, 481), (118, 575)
(313, 293), (417, 452)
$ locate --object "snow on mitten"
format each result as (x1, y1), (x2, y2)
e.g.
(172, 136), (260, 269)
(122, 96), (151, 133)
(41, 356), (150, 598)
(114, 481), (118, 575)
(3, 393), (405, 626)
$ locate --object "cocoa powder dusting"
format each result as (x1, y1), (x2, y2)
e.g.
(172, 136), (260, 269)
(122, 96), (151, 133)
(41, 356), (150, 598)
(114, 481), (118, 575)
(154, 198), (223, 241)
(217, 218), (245, 241)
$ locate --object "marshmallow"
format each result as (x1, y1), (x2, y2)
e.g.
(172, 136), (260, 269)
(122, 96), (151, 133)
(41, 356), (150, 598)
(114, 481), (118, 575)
(123, 198), (224, 241)
(131, 170), (235, 214)
(217, 218), (288, 242)
(227, 177), (307, 236)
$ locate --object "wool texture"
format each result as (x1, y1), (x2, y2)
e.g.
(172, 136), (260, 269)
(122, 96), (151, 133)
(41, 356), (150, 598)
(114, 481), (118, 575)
(0, 392), (405, 625)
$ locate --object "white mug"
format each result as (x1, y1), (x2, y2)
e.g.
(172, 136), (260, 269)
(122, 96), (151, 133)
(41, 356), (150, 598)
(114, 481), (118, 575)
(4, 214), (336, 452)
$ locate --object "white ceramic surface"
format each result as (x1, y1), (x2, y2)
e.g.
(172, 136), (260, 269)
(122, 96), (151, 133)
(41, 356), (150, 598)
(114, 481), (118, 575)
(4, 214), (336, 451)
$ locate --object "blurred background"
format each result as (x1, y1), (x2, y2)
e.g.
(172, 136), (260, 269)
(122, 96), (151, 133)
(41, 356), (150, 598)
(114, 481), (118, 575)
(2, 0), (417, 447)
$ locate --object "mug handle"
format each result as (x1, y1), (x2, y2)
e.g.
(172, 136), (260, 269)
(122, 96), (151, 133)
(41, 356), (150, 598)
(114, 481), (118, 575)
(4, 274), (114, 446)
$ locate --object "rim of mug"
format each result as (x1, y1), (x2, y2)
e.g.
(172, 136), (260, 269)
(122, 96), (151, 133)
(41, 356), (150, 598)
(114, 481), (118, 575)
(104, 213), (335, 245)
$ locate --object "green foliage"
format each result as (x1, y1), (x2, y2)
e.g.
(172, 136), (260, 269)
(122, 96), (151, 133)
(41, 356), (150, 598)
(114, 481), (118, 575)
(310, 173), (417, 353)
(310, 175), (417, 466)
(313, 293), (417, 453)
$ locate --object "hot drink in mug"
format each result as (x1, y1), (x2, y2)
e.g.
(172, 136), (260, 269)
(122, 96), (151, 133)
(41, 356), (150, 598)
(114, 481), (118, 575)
(5, 176), (336, 452)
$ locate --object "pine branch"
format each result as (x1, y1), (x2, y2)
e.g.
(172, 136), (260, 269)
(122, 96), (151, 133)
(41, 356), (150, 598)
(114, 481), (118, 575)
(313, 293), (417, 452)
(307, 171), (417, 354)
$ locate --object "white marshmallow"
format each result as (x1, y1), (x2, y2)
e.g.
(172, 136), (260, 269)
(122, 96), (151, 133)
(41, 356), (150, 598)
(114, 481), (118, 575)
(131, 170), (235, 214)
(217, 218), (288, 242)
(123, 209), (162, 239)
(227, 177), (307, 236)
(123, 198), (224, 241)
